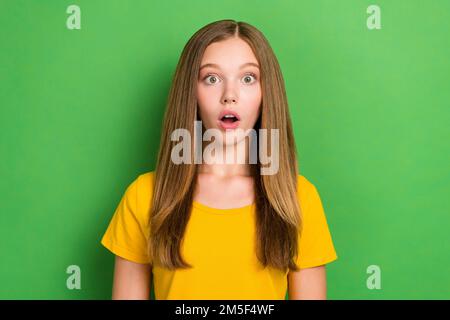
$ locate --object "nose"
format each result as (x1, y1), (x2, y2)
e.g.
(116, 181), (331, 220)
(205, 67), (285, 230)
(222, 96), (237, 104)
(221, 84), (238, 105)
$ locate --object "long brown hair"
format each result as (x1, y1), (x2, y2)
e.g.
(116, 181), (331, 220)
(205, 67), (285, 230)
(149, 19), (302, 273)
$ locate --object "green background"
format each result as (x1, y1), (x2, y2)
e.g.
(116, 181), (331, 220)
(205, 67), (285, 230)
(1, 0), (449, 299)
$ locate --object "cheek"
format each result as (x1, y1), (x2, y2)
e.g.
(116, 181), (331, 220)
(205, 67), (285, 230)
(241, 85), (262, 121)
(197, 85), (219, 122)
(197, 84), (225, 128)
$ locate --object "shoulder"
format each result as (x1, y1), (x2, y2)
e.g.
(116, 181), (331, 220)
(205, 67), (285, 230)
(294, 175), (338, 268)
(297, 174), (316, 198)
(135, 170), (155, 201)
(122, 171), (155, 223)
(136, 170), (155, 190)
(296, 174), (323, 212)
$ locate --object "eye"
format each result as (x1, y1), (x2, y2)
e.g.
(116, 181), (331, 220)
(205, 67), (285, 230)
(242, 73), (257, 84)
(203, 74), (221, 85)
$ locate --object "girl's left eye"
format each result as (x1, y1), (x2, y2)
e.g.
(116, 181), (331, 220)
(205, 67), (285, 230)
(242, 73), (257, 84)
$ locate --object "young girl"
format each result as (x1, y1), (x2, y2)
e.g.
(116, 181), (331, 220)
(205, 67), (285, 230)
(101, 19), (338, 300)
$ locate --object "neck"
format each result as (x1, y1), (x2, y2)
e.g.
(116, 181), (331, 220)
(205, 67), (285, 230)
(198, 136), (252, 177)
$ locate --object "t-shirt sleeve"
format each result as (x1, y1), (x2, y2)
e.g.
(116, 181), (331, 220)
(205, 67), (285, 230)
(100, 175), (151, 264)
(296, 177), (338, 269)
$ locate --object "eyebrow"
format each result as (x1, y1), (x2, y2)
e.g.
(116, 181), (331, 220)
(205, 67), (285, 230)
(199, 62), (260, 71)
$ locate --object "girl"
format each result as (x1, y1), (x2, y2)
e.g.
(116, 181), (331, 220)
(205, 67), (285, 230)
(101, 19), (338, 300)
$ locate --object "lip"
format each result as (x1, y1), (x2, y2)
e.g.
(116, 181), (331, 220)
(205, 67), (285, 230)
(217, 109), (241, 130)
(218, 109), (241, 121)
(217, 118), (241, 130)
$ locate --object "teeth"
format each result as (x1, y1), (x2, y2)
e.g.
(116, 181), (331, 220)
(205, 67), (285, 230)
(223, 114), (235, 118)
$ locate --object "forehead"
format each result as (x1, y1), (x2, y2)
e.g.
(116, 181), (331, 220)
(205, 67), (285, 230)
(200, 37), (259, 68)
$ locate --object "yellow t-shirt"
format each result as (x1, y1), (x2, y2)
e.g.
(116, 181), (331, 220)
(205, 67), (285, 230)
(100, 171), (338, 300)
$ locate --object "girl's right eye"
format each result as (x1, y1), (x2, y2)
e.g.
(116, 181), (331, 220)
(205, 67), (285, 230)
(203, 74), (221, 85)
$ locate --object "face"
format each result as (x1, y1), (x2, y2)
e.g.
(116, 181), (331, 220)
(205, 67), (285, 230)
(196, 37), (262, 145)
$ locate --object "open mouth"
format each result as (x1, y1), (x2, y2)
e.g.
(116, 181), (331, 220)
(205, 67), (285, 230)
(218, 110), (241, 122)
(220, 114), (239, 123)
(217, 110), (241, 130)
